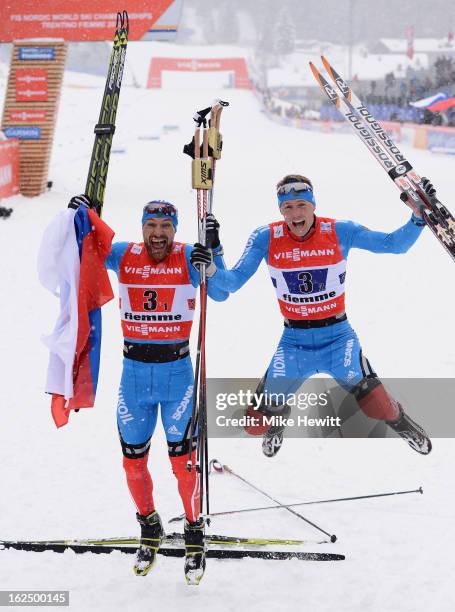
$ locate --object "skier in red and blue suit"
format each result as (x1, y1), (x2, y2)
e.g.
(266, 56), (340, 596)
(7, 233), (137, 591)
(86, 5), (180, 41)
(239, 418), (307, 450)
(198, 173), (434, 457)
(69, 195), (227, 578)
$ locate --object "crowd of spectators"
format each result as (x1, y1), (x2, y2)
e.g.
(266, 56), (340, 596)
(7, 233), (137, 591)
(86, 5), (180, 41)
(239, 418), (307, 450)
(433, 55), (455, 88)
(255, 82), (307, 121)
(258, 55), (455, 128)
(267, 100), (305, 120)
(320, 55), (455, 127)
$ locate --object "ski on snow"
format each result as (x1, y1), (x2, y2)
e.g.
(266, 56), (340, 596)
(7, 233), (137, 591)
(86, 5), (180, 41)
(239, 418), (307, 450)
(0, 535), (344, 561)
(0, 533), (325, 548)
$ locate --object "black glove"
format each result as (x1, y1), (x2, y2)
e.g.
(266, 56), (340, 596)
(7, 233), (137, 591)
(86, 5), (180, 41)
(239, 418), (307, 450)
(421, 177), (436, 198)
(190, 243), (216, 277)
(400, 191), (425, 224)
(205, 213), (220, 249)
(68, 194), (95, 210)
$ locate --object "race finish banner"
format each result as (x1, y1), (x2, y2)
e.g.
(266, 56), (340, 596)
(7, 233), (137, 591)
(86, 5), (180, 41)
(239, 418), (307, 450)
(0, 1), (180, 42)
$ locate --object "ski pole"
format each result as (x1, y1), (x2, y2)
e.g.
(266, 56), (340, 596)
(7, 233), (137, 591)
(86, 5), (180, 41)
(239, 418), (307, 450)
(169, 486), (423, 523)
(183, 101), (229, 518)
(185, 109), (211, 505)
(209, 459), (337, 542)
(206, 487), (424, 519)
(198, 102), (228, 517)
(197, 121), (210, 516)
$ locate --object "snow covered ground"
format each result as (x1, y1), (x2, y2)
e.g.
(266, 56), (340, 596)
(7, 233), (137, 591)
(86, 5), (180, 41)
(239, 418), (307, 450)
(1, 44), (455, 612)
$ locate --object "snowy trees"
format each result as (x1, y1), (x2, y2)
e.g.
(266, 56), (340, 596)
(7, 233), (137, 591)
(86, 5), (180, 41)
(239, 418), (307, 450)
(274, 6), (296, 56)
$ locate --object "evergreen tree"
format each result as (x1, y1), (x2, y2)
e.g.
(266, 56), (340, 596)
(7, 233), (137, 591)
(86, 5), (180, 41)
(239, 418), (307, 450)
(202, 11), (218, 44)
(274, 6), (296, 56)
(217, 3), (240, 44)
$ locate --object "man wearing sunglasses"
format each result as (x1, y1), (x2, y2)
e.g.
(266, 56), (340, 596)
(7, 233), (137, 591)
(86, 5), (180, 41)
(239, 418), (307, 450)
(68, 195), (226, 582)
(197, 173), (433, 458)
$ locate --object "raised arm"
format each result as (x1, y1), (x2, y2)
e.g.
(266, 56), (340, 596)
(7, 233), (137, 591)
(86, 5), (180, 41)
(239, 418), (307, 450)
(335, 178), (439, 257)
(335, 215), (425, 258)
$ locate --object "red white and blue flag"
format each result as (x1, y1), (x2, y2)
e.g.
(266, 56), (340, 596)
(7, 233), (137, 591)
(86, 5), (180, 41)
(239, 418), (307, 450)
(39, 207), (114, 427)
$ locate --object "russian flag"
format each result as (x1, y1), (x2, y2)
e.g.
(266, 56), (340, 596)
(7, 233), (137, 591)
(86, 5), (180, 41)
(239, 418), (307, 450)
(39, 207), (114, 427)
(427, 96), (455, 113)
(410, 92), (448, 109)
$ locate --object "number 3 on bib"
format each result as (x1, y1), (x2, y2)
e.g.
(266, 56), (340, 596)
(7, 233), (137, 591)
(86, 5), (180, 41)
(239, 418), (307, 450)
(143, 289), (158, 311)
(298, 272), (313, 293)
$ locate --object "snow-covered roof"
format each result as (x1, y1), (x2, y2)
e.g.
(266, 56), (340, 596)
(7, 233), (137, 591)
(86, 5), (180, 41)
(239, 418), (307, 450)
(379, 38), (455, 53)
(267, 50), (428, 88)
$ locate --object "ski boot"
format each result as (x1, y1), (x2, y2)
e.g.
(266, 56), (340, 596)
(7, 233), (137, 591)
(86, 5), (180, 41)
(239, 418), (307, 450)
(133, 510), (164, 576)
(387, 406), (432, 455)
(262, 427), (285, 457)
(184, 517), (206, 585)
(262, 403), (291, 458)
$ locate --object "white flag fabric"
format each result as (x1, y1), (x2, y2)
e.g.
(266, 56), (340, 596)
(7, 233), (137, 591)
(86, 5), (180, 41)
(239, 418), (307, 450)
(38, 209), (80, 400)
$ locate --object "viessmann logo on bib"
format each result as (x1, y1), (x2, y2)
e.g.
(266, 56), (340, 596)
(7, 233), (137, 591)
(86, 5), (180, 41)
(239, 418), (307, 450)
(123, 265), (183, 279)
(273, 248), (335, 262)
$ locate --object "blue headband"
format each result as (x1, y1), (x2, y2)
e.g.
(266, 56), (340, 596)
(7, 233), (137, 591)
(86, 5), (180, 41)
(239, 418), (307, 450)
(142, 201), (178, 228)
(277, 189), (316, 208)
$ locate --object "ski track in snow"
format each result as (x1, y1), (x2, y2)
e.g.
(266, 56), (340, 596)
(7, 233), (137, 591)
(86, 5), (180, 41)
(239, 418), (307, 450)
(0, 48), (454, 612)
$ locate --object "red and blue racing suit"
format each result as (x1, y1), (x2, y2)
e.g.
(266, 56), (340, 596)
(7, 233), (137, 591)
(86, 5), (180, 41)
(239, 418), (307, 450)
(107, 241), (227, 520)
(209, 215), (425, 430)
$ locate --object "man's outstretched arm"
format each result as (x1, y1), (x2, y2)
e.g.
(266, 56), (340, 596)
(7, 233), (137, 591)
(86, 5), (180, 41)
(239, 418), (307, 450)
(208, 226), (270, 294)
(335, 178), (439, 257)
(336, 214), (425, 257)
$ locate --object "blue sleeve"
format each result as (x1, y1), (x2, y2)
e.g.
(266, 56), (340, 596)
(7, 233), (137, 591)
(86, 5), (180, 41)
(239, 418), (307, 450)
(209, 226), (270, 293)
(335, 216), (425, 259)
(184, 244), (229, 302)
(105, 242), (130, 274)
(212, 244), (227, 271)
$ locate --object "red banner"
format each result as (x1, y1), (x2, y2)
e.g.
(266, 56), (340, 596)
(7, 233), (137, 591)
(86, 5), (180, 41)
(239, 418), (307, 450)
(15, 69), (48, 102)
(9, 109), (47, 123)
(0, 0), (174, 42)
(0, 140), (20, 199)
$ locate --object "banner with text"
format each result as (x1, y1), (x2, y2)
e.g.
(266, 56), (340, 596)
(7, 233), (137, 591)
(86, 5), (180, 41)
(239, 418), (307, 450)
(0, 1), (178, 42)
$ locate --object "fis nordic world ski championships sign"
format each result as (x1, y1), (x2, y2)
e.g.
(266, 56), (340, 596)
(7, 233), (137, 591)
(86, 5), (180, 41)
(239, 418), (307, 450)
(0, 0), (179, 42)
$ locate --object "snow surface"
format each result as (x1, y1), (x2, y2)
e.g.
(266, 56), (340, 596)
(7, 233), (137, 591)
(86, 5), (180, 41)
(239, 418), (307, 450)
(1, 44), (455, 612)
